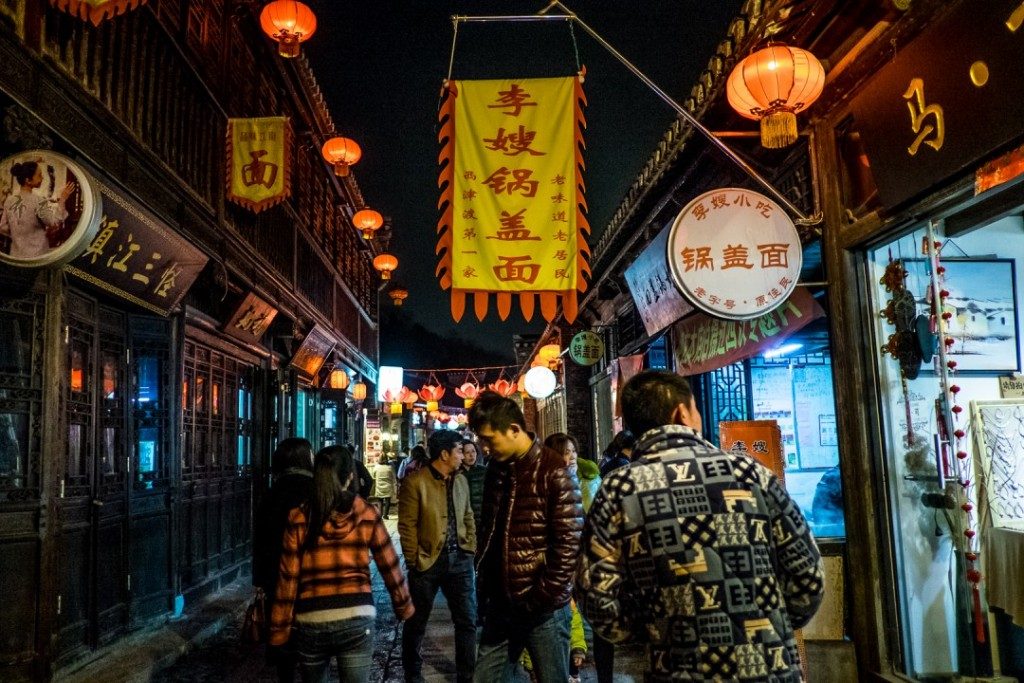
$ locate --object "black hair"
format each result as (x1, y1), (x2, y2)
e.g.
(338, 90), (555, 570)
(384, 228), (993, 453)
(10, 161), (38, 186)
(427, 429), (462, 462)
(467, 390), (526, 433)
(410, 445), (428, 463)
(271, 437), (313, 476)
(305, 445), (356, 552)
(603, 430), (636, 459)
(620, 370), (694, 437)
(544, 432), (579, 458)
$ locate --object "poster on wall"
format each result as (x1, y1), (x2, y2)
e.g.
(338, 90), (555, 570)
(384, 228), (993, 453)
(623, 225), (693, 336)
(224, 292), (278, 344)
(0, 150), (102, 269)
(364, 416), (383, 465)
(289, 324), (337, 380)
(792, 364), (839, 469)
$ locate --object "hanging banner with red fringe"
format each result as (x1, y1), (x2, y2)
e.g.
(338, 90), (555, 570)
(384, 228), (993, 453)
(226, 117), (293, 214)
(437, 72), (589, 323)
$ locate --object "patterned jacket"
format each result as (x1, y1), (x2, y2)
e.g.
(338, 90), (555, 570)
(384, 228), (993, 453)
(269, 496), (414, 645)
(576, 425), (824, 682)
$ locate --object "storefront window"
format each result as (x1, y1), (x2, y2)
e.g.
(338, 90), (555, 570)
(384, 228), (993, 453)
(134, 354), (164, 487)
(866, 217), (1024, 677)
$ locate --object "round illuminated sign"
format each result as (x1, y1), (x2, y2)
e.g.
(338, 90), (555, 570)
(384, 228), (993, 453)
(667, 188), (801, 320)
(0, 150), (102, 269)
(569, 331), (604, 367)
(523, 366), (557, 399)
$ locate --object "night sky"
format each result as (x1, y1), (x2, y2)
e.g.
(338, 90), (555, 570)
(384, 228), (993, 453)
(303, 1), (745, 364)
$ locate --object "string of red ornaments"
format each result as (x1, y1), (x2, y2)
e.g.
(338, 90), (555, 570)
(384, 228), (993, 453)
(930, 239), (985, 644)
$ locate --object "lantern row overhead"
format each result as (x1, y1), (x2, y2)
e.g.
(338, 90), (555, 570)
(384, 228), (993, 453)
(261, 1), (400, 286)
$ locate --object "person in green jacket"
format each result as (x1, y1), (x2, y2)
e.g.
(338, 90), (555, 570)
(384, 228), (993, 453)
(460, 438), (486, 535)
(544, 433), (601, 512)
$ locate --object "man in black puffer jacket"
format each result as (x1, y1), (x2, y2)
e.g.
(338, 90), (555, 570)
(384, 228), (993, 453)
(469, 392), (583, 683)
(253, 438), (313, 682)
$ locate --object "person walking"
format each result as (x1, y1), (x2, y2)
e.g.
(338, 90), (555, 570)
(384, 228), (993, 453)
(460, 438), (486, 537)
(544, 433), (600, 512)
(253, 438), (313, 682)
(468, 391), (583, 683)
(371, 454), (398, 519)
(269, 445), (414, 683)
(398, 430), (477, 683)
(576, 370), (825, 682)
(398, 444), (426, 482)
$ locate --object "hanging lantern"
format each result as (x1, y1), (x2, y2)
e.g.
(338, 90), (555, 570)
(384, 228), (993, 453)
(455, 382), (481, 409)
(389, 287), (409, 307)
(328, 368), (350, 390)
(50, 0), (147, 25)
(538, 343), (561, 364)
(352, 381), (367, 401)
(399, 387), (418, 407)
(418, 384), (445, 413)
(726, 44), (825, 149)
(260, 1), (317, 58)
(389, 401), (403, 415)
(321, 137), (362, 176)
(352, 208), (383, 240)
(373, 253), (399, 280)
(488, 378), (518, 398)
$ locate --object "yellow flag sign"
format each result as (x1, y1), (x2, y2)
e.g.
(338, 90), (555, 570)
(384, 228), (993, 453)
(437, 75), (589, 323)
(226, 117), (292, 213)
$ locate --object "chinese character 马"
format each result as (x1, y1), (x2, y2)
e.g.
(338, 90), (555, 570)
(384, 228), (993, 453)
(903, 78), (944, 156)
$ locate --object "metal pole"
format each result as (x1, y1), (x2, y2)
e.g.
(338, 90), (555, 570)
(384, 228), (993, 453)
(452, 5), (821, 226)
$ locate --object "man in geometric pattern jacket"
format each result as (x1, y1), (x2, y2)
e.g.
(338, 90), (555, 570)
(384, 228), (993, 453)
(576, 370), (825, 682)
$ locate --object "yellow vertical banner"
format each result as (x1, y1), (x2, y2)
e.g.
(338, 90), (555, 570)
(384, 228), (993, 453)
(437, 74), (589, 323)
(226, 117), (292, 213)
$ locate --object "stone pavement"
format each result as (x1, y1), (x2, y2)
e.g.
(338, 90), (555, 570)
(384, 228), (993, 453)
(151, 519), (645, 682)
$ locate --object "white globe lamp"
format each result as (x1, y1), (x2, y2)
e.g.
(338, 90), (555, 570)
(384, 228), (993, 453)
(524, 366), (557, 399)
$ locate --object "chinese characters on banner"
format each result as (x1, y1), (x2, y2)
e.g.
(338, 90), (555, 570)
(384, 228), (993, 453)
(850, 0), (1024, 208)
(65, 183), (208, 316)
(437, 75), (590, 322)
(671, 287), (824, 376)
(226, 117), (292, 213)
(623, 224), (694, 335)
(667, 188), (802, 321)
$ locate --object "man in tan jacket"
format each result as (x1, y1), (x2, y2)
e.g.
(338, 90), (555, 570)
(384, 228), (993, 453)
(398, 429), (477, 683)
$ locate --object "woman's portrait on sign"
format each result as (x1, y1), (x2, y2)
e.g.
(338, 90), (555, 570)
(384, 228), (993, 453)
(0, 151), (101, 268)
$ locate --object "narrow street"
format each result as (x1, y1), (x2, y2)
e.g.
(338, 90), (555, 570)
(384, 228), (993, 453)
(155, 520), (646, 682)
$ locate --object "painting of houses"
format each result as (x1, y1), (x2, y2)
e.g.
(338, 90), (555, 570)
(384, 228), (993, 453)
(913, 259), (1019, 372)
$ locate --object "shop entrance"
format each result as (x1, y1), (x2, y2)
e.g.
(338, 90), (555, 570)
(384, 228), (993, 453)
(54, 290), (175, 661)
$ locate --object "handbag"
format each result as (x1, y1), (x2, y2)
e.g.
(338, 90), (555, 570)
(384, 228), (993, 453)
(242, 588), (267, 643)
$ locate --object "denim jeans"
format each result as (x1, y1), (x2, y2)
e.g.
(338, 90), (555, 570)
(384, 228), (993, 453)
(292, 616), (375, 683)
(474, 603), (572, 683)
(402, 549), (477, 683)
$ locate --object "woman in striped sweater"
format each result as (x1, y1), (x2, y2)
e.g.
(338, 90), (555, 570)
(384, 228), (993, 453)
(270, 445), (414, 683)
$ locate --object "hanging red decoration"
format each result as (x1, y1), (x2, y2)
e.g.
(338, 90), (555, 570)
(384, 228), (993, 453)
(352, 208), (383, 239)
(726, 44), (825, 149)
(488, 378), (518, 398)
(328, 368), (350, 390)
(321, 137), (362, 176)
(418, 384), (445, 413)
(373, 253), (399, 280)
(260, 1), (317, 58)
(389, 287), (409, 307)
(455, 382), (481, 409)
(351, 382), (367, 401)
(50, 0), (147, 26)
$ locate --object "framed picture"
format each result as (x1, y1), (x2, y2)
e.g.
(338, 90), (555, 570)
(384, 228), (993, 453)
(905, 258), (1020, 373)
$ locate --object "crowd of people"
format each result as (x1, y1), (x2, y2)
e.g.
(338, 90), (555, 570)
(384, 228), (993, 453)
(253, 370), (826, 683)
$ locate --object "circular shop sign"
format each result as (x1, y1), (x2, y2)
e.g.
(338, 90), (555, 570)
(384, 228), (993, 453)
(0, 150), (102, 269)
(667, 188), (802, 320)
(569, 330), (605, 367)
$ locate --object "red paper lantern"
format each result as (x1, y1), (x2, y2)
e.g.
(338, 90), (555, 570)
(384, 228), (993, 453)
(389, 287), (409, 307)
(373, 253), (398, 280)
(328, 369), (350, 390)
(418, 384), (446, 413)
(726, 44), (825, 148)
(352, 208), (384, 239)
(352, 382), (367, 401)
(321, 137), (362, 176)
(50, 0), (147, 25)
(260, 1), (317, 58)
(455, 382), (481, 409)
(488, 379), (518, 398)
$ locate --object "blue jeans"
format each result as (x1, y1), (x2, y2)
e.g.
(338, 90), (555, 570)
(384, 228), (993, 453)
(292, 616), (375, 683)
(402, 549), (478, 683)
(474, 603), (572, 683)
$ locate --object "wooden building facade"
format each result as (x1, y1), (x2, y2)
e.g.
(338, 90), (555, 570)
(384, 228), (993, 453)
(0, 2), (380, 680)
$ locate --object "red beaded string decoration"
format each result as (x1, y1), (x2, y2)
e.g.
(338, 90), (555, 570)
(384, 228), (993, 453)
(930, 239), (985, 643)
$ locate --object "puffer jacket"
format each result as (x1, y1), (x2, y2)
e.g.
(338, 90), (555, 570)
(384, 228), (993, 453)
(477, 436), (583, 613)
